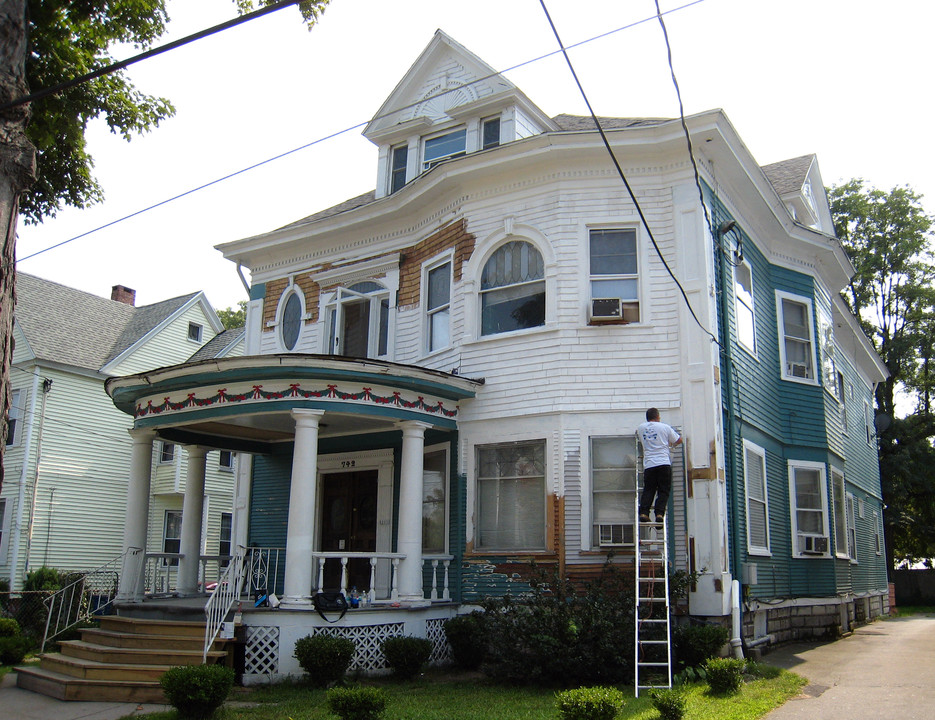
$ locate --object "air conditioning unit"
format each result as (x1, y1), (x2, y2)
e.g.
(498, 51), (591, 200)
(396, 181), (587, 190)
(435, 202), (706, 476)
(787, 362), (810, 378)
(798, 535), (828, 555)
(599, 523), (634, 546)
(589, 298), (623, 321)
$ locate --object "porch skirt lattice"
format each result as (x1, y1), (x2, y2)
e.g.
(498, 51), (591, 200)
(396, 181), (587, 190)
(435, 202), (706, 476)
(244, 625), (280, 675)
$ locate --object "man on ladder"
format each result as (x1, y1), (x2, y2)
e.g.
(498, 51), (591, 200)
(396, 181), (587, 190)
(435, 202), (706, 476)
(636, 407), (682, 523)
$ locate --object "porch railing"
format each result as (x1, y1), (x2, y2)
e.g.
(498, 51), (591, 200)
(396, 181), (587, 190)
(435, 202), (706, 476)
(138, 553), (236, 597)
(203, 546), (248, 662)
(42, 551), (128, 651)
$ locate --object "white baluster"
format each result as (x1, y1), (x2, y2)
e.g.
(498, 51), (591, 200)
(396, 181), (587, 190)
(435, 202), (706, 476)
(391, 558), (400, 601)
(431, 559), (439, 601)
(368, 557), (377, 603)
(442, 559), (450, 601)
(316, 556), (326, 593)
(340, 557), (349, 595)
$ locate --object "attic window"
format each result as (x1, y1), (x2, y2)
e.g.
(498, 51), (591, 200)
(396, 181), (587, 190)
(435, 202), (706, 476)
(188, 322), (203, 343)
(423, 128), (466, 170)
(390, 144), (408, 194)
(482, 117), (501, 150)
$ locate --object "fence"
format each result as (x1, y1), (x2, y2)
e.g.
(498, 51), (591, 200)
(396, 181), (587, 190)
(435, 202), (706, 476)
(0, 591), (53, 642)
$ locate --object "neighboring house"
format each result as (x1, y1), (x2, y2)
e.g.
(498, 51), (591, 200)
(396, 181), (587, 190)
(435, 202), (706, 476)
(104, 31), (888, 679)
(0, 274), (244, 591)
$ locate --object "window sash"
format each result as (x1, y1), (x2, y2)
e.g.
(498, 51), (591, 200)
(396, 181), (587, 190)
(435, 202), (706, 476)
(832, 470), (847, 555)
(327, 285), (390, 359)
(791, 464), (827, 544)
(590, 436), (639, 547)
(163, 511), (182, 565)
(744, 443), (769, 552)
(6, 389), (21, 447)
(281, 292), (302, 351)
(422, 449), (448, 554)
(423, 128), (466, 169)
(390, 144), (408, 193)
(735, 262), (756, 352)
(477, 441), (546, 550)
(482, 117), (501, 149)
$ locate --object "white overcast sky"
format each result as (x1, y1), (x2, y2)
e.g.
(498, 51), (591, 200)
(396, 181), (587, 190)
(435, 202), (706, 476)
(15, 0), (935, 312)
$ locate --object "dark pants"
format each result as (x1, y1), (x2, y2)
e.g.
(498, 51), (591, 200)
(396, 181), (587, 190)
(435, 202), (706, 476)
(639, 464), (672, 517)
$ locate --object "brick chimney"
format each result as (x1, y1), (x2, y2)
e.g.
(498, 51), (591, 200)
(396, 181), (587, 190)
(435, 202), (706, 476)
(111, 285), (136, 306)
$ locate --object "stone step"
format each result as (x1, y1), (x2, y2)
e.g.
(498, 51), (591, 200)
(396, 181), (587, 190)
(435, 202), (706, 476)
(40, 653), (172, 682)
(99, 615), (208, 638)
(15, 665), (167, 703)
(81, 627), (214, 651)
(59, 639), (226, 666)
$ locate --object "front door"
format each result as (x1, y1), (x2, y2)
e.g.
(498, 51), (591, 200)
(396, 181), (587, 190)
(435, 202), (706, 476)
(320, 470), (378, 591)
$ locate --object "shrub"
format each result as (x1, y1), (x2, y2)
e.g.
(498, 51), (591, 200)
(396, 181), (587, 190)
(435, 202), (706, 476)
(22, 566), (65, 592)
(294, 634), (356, 687)
(480, 562), (635, 686)
(444, 612), (487, 670)
(327, 686), (388, 720)
(649, 687), (687, 720)
(704, 657), (746, 695)
(158, 664), (234, 719)
(382, 636), (432, 679)
(555, 686), (625, 720)
(0, 636), (31, 665)
(673, 623), (728, 670)
(0, 618), (20, 637)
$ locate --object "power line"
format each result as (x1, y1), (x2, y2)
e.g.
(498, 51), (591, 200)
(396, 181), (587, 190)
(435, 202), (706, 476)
(16, 0), (706, 264)
(537, 0), (719, 345)
(0, 0), (305, 114)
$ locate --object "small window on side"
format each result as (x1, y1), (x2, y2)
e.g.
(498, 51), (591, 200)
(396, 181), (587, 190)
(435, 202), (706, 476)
(390, 144), (408, 194)
(482, 117), (501, 149)
(188, 322), (203, 343)
(219, 450), (234, 472)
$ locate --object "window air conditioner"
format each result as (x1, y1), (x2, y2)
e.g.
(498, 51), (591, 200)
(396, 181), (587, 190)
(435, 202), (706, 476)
(599, 523), (634, 546)
(787, 362), (809, 378)
(589, 298), (623, 321)
(798, 535), (828, 555)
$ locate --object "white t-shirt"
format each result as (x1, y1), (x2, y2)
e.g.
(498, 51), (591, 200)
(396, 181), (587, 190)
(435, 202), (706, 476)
(637, 421), (681, 469)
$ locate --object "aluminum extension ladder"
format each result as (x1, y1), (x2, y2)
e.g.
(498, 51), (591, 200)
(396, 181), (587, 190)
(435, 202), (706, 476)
(634, 513), (672, 697)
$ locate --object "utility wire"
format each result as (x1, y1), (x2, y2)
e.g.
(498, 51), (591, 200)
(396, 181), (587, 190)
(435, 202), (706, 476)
(0, 0), (304, 113)
(16, 0), (707, 264)
(537, 0), (718, 345)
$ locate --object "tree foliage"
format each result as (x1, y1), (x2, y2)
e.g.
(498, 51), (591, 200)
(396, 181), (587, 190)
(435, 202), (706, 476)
(216, 300), (246, 329)
(830, 179), (935, 568)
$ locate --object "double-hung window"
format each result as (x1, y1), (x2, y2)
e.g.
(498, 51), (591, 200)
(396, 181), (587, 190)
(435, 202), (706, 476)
(423, 128), (466, 170)
(591, 436), (639, 548)
(832, 468), (848, 558)
(846, 494), (857, 562)
(743, 440), (770, 554)
(160, 442), (176, 464)
(477, 440), (546, 550)
(422, 448), (448, 554)
(789, 461), (829, 557)
(589, 228), (640, 322)
(326, 282), (390, 359)
(735, 260), (756, 352)
(426, 260), (451, 352)
(480, 241), (545, 335)
(6, 389), (21, 446)
(482, 116), (501, 149)
(219, 512), (232, 567)
(219, 450), (234, 472)
(163, 510), (182, 566)
(390, 144), (409, 194)
(777, 292), (816, 382)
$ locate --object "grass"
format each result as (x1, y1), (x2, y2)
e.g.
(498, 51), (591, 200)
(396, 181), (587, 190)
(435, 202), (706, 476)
(121, 666), (806, 720)
(889, 605), (935, 617)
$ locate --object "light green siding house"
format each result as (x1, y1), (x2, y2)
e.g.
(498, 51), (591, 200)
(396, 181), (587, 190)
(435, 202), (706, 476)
(0, 274), (244, 590)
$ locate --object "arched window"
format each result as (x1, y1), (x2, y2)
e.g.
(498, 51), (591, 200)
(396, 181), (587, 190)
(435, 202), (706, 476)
(280, 290), (303, 351)
(480, 241), (545, 335)
(325, 281), (390, 359)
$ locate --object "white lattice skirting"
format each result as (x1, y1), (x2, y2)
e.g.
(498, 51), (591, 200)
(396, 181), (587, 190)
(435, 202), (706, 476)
(244, 625), (280, 675)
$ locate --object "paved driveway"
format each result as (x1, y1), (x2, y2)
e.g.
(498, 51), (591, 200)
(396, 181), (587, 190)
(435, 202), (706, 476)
(762, 614), (935, 720)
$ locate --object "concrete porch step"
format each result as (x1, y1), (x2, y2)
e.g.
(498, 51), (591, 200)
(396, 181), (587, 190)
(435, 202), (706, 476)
(82, 627), (209, 651)
(99, 615), (208, 638)
(39, 652), (173, 682)
(59, 639), (226, 666)
(15, 665), (167, 703)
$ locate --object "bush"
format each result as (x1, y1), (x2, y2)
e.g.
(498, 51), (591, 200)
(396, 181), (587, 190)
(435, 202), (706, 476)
(480, 562), (634, 686)
(22, 566), (66, 592)
(555, 686), (625, 720)
(649, 687), (687, 720)
(0, 636), (31, 665)
(382, 636), (432, 679)
(158, 664), (234, 719)
(327, 686), (388, 720)
(444, 612), (487, 670)
(294, 634), (356, 687)
(0, 618), (20, 637)
(673, 623), (728, 670)
(704, 657), (746, 695)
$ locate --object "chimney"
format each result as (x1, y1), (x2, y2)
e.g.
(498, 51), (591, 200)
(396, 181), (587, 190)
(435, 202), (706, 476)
(111, 285), (136, 306)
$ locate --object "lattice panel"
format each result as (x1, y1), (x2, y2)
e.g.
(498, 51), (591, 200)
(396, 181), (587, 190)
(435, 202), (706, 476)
(313, 622), (405, 672)
(245, 625), (280, 676)
(425, 618), (451, 663)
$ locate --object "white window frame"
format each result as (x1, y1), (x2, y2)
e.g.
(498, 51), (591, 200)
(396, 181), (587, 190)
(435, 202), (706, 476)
(479, 240), (546, 337)
(424, 255), (453, 354)
(273, 280), (308, 353)
(188, 322), (203, 343)
(422, 126), (467, 170)
(588, 227), (640, 324)
(734, 259), (756, 354)
(788, 460), (830, 558)
(864, 400), (874, 445)
(846, 493), (858, 563)
(0, 498), (8, 562)
(218, 450), (235, 473)
(324, 283), (391, 360)
(219, 512), (232, 565)
(590, 435), (640, 549)
(837, 371), (848, 432)
(481, 115), (501, 150)
(874, 510), (883, 555)
(422, 443), (450, 555)
(831, 468), (848, 559)
(159, 441), (176, 464)
(776, 290), (818, 384)
(389, 143), (409, 194)
(163, 509), (182, 566)
(475, 439), (547, 552)
(743, 440), (771, 556)
(819, 307), (838, 395)
(6, 388), (22, 447)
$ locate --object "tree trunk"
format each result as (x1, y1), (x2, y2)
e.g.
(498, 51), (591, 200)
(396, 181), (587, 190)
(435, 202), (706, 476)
(0, 0), (37, 493)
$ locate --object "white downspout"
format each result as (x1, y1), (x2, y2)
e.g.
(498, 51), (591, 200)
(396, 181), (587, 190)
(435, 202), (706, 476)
(731, 579), (744, 659)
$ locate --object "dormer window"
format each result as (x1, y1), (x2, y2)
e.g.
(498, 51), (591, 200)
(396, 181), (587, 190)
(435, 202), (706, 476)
(482, 117), (501, 150)
(326, 282), (390, 359)
(390, 144), (408, 194)
(423, 127), (466, 170)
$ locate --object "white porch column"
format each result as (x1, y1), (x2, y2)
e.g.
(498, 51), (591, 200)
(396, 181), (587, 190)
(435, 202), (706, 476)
(397, 421), (432, 604)
(177, 445), (208, 596)
(118, 428), (157, 601)
(281, 409), (325, 608)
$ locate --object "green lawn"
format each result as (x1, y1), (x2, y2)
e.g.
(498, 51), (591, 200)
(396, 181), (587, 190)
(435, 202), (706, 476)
(125, 666), (806, 720)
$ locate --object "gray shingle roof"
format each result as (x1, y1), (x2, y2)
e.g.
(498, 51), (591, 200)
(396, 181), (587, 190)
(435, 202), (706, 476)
(550, 114), (671, 131)
(14, 273), (199, 372)
(187, 328), (245, 362)
(761, 154), (815, 197)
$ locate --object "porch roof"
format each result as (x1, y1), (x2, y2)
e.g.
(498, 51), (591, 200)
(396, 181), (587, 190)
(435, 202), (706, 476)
(105, 354), (482, 454)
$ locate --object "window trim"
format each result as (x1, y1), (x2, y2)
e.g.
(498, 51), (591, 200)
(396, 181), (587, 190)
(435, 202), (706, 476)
(324, 282), (391, 360)
(188, 322), (203, 343)
(874, 510), (883, 555)
(831, 468), (848, 559)
(6, 388), (22, 447)
(275, 281), (307, 353)
(788, 460), (830, 558)
(389, 143), (409, 194)
(846, 492), (858, 563)
(219, 512), (233, 565)
(159, 441), (176, 464)
(0, 497), (8, 561)
(743, 440), (771, 556)
(776, 290), (818, 384)
(219, 450), (234, 473)
(481, 116), (501, 150)
(163, 509), (182, 566)
(479, 240), (546, 337)
(424, 255), (453, 355)
(734, 259), (757, 355)
(589, 435), (640, 550)
(422, 126), (467, 170)
(588, 227), (641, 324)
(422, 443), (450, 555)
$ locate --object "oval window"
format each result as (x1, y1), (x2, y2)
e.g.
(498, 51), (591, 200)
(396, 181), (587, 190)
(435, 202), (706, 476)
(281, 292), (302, 351)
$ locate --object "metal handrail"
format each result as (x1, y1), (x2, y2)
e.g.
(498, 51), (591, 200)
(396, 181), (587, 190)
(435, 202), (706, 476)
(203, 545), (248, 662)
(42, 550), (131, 652)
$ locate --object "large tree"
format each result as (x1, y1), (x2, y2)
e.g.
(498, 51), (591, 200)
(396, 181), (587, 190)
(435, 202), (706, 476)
(830, 179), (935, 569)
(0, 0), (329, 492)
